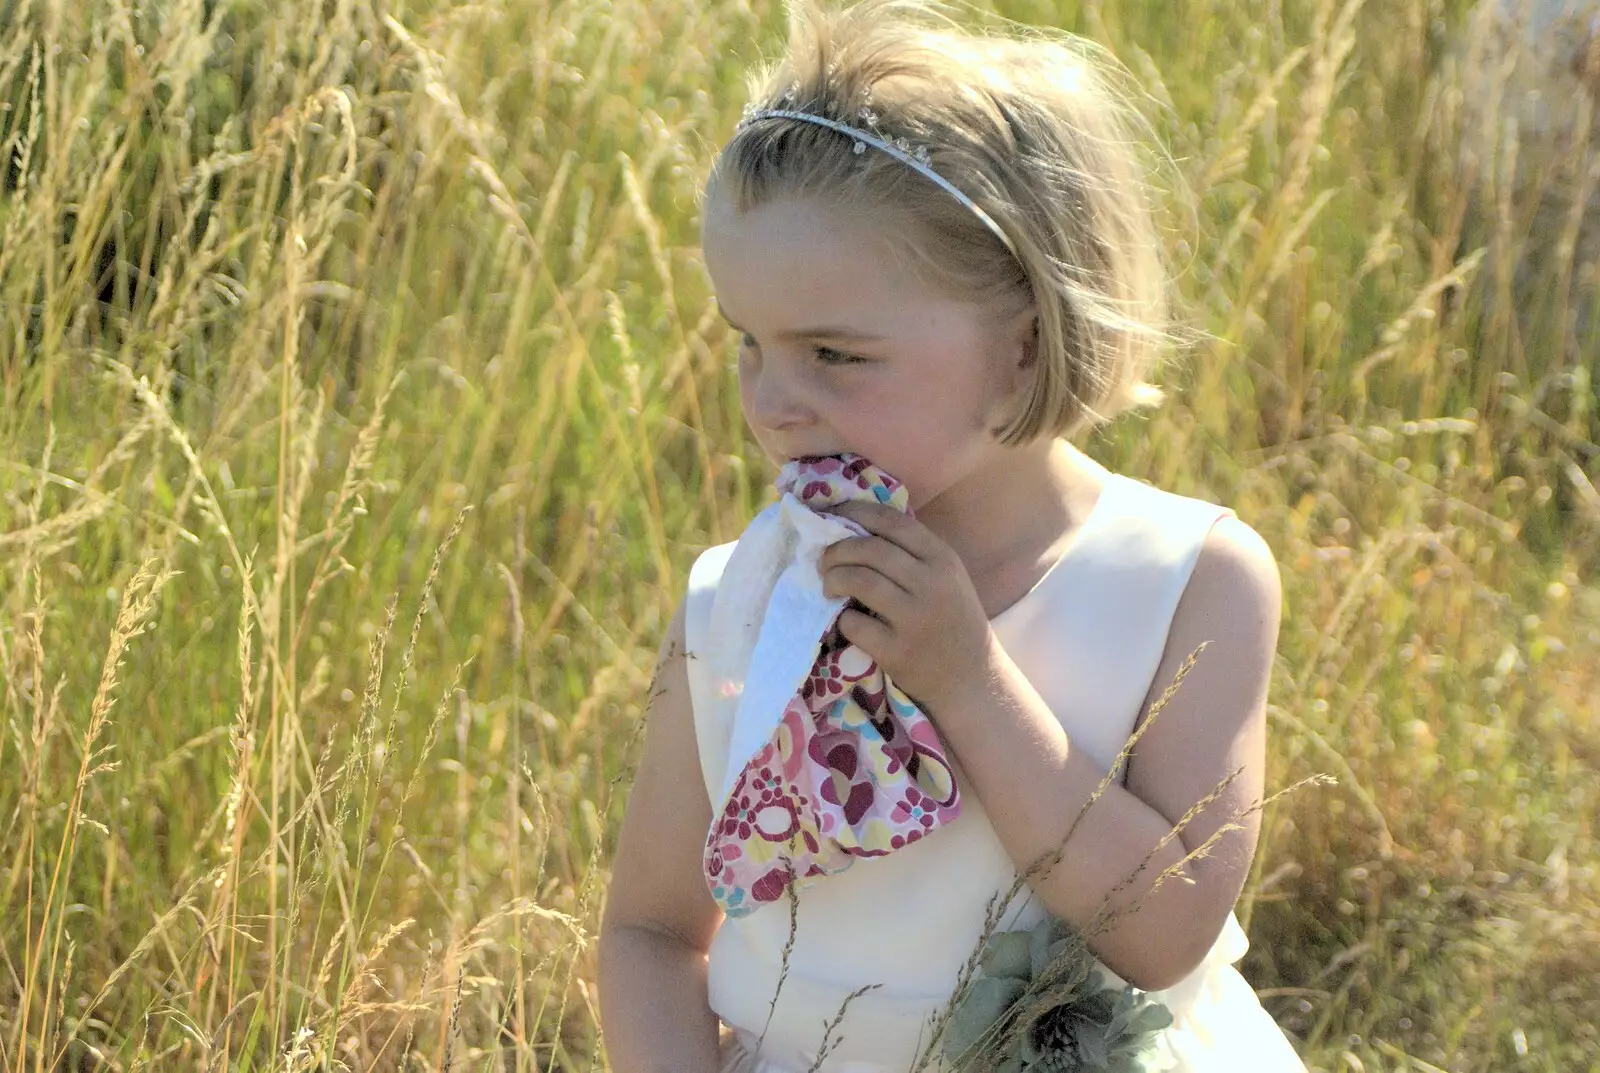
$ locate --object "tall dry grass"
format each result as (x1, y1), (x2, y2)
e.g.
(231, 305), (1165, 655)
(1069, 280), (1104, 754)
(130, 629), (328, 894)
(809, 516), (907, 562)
(0, 0), (1595, 1070)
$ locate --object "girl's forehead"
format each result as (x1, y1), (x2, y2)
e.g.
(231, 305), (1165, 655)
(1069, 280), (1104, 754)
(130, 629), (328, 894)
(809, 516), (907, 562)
(702, 193), (936, 325)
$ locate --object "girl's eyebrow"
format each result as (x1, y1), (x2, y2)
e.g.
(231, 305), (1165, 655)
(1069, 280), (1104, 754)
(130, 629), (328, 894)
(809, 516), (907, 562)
(717, 301), (886, 343)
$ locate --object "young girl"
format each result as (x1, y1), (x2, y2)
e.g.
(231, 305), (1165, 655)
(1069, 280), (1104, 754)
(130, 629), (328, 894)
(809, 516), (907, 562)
(597, 2), (1309, 1070)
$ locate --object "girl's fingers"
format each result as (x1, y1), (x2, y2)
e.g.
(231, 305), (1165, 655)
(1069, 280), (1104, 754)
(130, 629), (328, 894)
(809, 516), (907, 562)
(836, 606), (892, 654)
(825, 500), (939, 560)
(824, 564), (910, 619)
(822, 533), (923, 588)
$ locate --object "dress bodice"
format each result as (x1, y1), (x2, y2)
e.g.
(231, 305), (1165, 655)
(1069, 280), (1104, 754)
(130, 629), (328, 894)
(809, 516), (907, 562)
(683, 473), (1303, 1073)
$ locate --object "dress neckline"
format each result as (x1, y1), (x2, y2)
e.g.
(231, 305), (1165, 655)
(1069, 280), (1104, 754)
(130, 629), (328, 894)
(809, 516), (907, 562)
(988, 471), (1125, 626)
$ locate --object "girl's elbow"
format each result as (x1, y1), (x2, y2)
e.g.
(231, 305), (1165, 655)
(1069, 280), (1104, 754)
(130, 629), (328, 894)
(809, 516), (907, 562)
(1097, 896), (1230, 992)
(1136, 912), (1230, 993)
(1091, 932), (1193, 993)
(1132, 944), (1206, 993)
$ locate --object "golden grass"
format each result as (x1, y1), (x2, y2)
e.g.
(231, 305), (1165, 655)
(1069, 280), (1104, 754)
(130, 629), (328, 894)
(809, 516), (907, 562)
(0, 0), (1596, 1070)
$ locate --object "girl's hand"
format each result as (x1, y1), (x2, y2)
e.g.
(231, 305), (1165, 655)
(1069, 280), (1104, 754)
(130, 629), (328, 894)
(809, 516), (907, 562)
(818, 499), (996, 716)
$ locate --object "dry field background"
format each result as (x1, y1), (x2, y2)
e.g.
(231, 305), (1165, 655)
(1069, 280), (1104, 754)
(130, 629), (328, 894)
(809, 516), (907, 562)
(0, 0), (1597, 1070)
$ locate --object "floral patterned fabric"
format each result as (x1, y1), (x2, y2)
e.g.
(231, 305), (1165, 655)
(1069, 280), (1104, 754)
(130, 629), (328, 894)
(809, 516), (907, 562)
(703, 454), (963, 918)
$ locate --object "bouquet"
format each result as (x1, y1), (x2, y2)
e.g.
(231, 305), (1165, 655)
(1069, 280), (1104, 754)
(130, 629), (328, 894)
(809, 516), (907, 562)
(942, 915), (1174, 1073)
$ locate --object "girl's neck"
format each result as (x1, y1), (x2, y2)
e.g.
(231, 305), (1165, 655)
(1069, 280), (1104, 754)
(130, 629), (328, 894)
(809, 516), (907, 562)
(913, 439), (1109, 587)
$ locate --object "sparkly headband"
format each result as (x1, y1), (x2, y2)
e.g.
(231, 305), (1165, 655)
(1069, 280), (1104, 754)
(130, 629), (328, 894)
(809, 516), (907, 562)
(737, 106), (1019, 257)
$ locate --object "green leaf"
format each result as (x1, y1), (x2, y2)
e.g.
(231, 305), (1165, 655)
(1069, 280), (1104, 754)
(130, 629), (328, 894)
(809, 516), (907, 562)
(1048, 937), (1080, 966)
(981, 930), (1034, 981)
(1078, 1024), (1112, 1068)
(1030, 917), (1059, 979)
(1017, 1023), (1042, 1063)
(944, 976), (1028, 1060)
(1127, 1000), (1173, 1034)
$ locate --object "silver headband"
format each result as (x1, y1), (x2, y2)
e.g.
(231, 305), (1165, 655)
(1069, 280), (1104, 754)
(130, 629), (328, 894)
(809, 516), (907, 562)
(737, 107), (1018, 257)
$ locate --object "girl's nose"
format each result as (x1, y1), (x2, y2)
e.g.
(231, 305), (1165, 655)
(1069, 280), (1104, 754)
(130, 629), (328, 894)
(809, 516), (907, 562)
(745, 362), (813, 432)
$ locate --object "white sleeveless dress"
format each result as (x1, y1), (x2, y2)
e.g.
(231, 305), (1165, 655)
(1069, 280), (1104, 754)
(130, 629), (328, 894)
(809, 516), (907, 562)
(683, 472), (1308, 1073)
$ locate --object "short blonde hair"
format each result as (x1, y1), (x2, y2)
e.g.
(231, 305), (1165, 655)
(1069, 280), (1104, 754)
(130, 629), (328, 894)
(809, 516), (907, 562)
(705, 0), (1177, 444)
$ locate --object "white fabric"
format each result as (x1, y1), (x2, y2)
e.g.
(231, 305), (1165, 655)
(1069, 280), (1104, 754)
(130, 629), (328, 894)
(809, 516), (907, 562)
(684, 472), (1308, 1073)
(702, 493), (859, 808)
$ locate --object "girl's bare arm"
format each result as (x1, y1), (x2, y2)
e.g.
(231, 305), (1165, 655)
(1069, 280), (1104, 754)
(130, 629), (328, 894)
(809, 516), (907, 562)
(598, 603), (726, 1073)
(927, 516), (1281, 991)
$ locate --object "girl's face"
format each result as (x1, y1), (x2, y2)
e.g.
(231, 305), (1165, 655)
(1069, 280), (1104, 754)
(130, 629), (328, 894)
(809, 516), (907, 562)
(700, 191), (1033, 511)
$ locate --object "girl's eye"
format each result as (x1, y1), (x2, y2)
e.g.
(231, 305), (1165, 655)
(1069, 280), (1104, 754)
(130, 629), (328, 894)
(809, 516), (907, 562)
(735, 332), (860, 367)
(813, 346), (864, 366)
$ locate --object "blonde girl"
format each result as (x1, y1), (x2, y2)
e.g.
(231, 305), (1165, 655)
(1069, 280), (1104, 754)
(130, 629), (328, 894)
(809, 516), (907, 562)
(598, 2), (1308, 1070)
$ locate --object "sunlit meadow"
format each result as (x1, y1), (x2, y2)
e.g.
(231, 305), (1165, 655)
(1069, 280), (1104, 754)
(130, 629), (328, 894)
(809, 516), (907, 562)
(0, 0), (1596, 1069)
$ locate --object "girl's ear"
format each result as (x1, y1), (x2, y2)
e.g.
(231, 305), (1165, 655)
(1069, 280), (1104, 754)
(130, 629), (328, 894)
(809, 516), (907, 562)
(1007, 305), (1039, 392)
(1018, 309), (1039, 369)
(987, 305), (1039, 436)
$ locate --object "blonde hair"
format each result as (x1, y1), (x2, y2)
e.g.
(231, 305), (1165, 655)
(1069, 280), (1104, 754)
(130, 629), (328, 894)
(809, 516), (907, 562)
(705, 0), (1178, 444)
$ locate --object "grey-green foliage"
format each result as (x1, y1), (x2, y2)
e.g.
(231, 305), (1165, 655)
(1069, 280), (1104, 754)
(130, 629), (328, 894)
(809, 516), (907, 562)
(945, 916), (1173, 1073)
